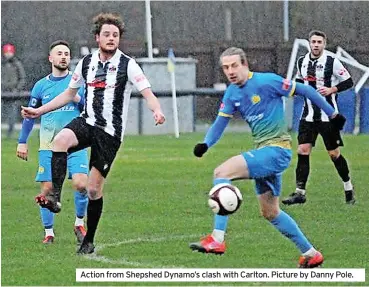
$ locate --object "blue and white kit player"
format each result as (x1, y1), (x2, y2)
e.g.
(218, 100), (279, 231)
(190, 47), (346, 267)
(17, 40), (89, 244)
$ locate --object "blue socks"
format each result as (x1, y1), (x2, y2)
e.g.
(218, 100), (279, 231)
(40, 207), (54, 229)
(270, 210), (313, 253)
(74, 191), (88, 218)
(40, 190), (88, 229)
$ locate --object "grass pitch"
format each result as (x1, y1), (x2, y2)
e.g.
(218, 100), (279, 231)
(2, 132), (368, 286)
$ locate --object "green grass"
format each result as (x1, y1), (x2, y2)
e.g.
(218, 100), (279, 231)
(2, 131), (369, 286)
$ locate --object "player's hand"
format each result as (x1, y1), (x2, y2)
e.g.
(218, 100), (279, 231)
(16, 143), (28, 161)
(194, 143), (208, 157)
(21, 106), (41, 119)
(153, 109), (165, 125)
(317, 86), (334, 97)
(330, 113), (346, 130)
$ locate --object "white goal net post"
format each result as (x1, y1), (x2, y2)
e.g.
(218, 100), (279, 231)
(287, 39), (369, 94)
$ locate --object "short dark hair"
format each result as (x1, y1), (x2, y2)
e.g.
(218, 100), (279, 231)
(49, 40), (70, 53)
(92, 13), (125, 36)
(308, 30), (327, 41)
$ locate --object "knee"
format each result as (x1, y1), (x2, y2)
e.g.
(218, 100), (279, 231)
(260, 207), (279, 221)
(328, 149), (340, 161)
(87, 184), (102, 200)
(72, 180), (87, 193)
(87, 187), (98, 200)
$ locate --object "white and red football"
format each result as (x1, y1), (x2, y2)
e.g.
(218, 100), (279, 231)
(208, 183), (243, 215)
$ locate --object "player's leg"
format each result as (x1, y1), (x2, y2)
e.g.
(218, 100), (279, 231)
(257, 187), (323, 268)
(68, 149), (89, 244)
(254, 146), (323, 267)
(189, 154), (249, 254)
(320, 123), (355, 204)
(77, 128), (121, 255)
(45, 117), (91, 213)
(282, 121), (317, 205)
(39, 182), (55, 243)
(35, 150), (55, 243)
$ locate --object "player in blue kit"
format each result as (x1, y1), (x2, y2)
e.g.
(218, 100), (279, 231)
(17, 40), (88, 244)
(189, 47), (346, 268)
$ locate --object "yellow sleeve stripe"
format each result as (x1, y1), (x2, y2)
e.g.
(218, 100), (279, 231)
(289, 81), (296, 97)
(218, 112), (233, 118)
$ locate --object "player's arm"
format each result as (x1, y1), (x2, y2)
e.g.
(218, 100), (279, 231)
(21, 87), (78, 119)
(294, 82), (346, 130)
(17, 83), (42, 161)
(317, 59), (353, 96)
(193, 116), (231, 157)
(128, 59), (165, 125)
(140, 88), (165, 125)
(194, 92), (234, 158)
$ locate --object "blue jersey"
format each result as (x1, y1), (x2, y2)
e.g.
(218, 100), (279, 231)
(29, 73), (84, 150)
(219, 72), (296, 147)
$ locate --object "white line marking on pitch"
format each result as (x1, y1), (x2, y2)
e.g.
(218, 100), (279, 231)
(84, 234), (200, 268)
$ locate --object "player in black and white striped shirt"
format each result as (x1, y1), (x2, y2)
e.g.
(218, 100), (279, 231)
(22, 13), (166, 254)
(282, 30), (355, 206)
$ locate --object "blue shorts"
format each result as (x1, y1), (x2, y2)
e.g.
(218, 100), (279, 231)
(242, 146), (292, 196)
(35, 150), (88, 182)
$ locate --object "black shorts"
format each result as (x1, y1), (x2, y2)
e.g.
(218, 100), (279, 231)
(64, 117), (121, 178)
(297, 120), (344, 151)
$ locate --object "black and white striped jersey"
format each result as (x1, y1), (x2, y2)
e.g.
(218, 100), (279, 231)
(296, 51), (351, 122)
(69, 49), (151, 141)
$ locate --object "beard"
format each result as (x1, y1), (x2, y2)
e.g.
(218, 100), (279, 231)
(312, 49), (323, 57)
(100, 46), (117, 55)
(54, 63), (69, 71)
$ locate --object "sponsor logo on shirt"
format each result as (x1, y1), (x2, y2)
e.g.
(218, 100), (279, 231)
(316, 64), (324, 70)
(87, 79), (107, 88)
(246, 113), (264, 122)
(53, 105), (76, 112)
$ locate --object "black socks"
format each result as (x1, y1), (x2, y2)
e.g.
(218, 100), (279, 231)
(296, 154), (310, 190)
(332, 154), (350, 182)
(51, 152), (67, 201)
(84, 197), (103, 244)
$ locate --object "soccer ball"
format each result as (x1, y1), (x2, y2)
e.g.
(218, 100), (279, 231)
(208, 183), (243, 215)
